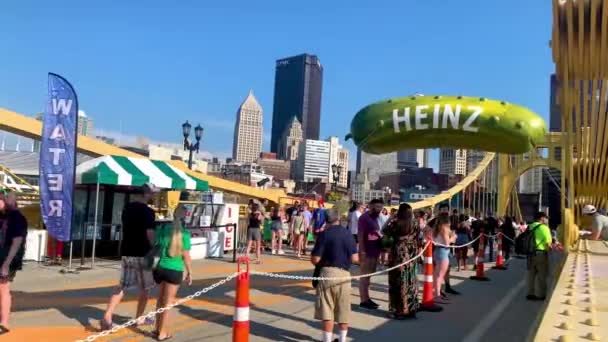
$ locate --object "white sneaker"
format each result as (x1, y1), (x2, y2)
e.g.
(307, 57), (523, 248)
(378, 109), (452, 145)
(272, 250), (277, 255)
(278, 250), (285, 255)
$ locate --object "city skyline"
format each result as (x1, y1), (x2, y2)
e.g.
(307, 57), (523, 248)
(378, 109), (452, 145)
(1, 2), (553, 172)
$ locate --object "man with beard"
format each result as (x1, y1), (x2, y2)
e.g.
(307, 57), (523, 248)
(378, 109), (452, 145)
(357, 198), (384, 310)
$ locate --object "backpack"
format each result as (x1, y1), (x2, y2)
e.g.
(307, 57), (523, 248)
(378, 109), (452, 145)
(515, 223), (540, 256)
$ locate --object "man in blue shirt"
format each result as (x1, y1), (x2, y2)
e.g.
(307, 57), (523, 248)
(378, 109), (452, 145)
(312, 202), (327, 235)
(312, 209), (358, 342)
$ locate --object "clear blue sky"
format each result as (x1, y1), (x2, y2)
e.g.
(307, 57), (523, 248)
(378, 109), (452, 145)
(0, 1), (554, 170)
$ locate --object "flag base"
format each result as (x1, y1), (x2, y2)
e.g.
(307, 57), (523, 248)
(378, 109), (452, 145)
(419, 303), (443, 312)
(492, 265), (508, 270)
(470, 275), (490, 281)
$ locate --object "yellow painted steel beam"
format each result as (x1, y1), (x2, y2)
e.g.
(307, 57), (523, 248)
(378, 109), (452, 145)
(0, 107), (288, 203)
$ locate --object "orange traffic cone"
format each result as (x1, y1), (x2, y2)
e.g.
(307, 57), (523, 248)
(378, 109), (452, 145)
(470, 229), (490, 281)
(419, 240), (443, 312)
(492, 231), (507, 270)
(233, 257), (250, 342)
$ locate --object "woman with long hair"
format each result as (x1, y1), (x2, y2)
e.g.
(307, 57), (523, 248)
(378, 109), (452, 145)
(152, 206), (193, 341)
(455, 214), (471, 271)
(433, 214), (455, 301)
(383, 203), (419, 319)
(270, 207), (285, 255)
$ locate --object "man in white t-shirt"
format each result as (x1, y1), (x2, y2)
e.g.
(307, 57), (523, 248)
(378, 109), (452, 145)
(583, 204), (608, 241)
(348, 203), (364, 243)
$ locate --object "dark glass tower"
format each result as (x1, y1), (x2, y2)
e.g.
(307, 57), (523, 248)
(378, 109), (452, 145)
(270, 53), (323, 154)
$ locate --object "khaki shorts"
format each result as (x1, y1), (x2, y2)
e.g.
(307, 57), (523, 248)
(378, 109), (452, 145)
(314, 267), (351, 323)
(360, 255), (378, 276)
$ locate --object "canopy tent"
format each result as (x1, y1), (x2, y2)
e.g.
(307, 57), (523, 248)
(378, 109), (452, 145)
(76, 155), (209, 191)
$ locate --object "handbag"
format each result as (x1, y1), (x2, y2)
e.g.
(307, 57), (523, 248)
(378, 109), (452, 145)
(312, 264), (321, 288)
(144, 226), (162, 271)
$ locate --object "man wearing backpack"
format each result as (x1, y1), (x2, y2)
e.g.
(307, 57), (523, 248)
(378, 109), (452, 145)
(525, 212), (552, 301)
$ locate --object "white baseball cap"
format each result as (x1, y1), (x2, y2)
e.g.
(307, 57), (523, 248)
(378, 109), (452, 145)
(582, 204), (597, 215)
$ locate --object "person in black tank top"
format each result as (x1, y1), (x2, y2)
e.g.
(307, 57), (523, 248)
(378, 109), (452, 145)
(246, 204), (263, 263)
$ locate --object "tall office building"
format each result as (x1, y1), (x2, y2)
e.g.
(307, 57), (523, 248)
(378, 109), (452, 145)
(270, 53), (323, 153)
(277, 116), (303, 161)
(327, 136), (349, 188)
(439, 148), (467, 175)
(232, 90), (263, 163)
(296, 139), (330, 183)
(356, 149), (398, 184)
(520, 167), (545, 194)
(398, 149), (429, 168)
(466, 150), (486, 175)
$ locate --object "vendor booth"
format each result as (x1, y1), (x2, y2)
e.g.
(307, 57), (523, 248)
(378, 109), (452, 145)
(73, 155), (209, 262)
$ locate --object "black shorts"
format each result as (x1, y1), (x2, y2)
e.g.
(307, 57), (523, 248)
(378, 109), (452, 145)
(0, 271), (17, 283)
(153, 267), (183, 285)
(353, 234), (358, 244)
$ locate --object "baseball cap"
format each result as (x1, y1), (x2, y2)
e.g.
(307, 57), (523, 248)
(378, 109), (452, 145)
(582, 204), (597, 215)
(141, 182), (159, 194)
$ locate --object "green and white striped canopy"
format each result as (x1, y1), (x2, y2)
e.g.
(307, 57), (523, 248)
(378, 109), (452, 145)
(76, 155), (208, 191)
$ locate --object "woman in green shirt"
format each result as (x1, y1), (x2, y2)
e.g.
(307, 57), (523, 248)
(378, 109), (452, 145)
(153, 206), (192, 341)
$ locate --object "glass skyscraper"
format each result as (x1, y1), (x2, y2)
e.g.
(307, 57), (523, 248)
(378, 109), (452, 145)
(270, 53), (323, 154)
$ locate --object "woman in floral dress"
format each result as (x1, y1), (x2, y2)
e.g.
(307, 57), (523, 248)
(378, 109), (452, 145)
(383, 203), (419, 319)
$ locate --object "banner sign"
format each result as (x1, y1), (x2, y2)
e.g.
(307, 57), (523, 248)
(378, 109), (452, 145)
(39, 73), (78, 241)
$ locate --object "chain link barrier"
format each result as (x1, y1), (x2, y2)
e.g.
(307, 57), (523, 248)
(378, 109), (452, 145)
(76, 272), (239, 342)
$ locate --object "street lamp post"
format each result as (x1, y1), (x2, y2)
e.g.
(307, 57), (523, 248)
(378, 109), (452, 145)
(331, 164), (343, 191)
(182, 121), (203, 170)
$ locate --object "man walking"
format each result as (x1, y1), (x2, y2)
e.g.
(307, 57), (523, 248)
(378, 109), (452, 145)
(358, 198), (384, 309)
(582, 204), (608, 240)
(526, 212), (552, 301)
(101, 183), (157, 330)
(312, 209), (358, 342)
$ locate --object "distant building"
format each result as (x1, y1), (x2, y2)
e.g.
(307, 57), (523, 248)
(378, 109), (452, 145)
(356, 149), (398, 184)
(466, 150), (486, 175)
(278, 116), (303, 161)
(520, 167), (545, 194)
(271, 54), (323, 153)
(397, 149), (429, 168)
(221, 162), (273, 189)
(327, 136), (349, 188)
(78, 110), (94, 136)
(207, 157), (224, 174)
(351, 171), (388, 204)
(296, 139), (330, 183)
(233, 90), (263, 163)
(439, 148), (467, 176)
(257, 155), (291, 181)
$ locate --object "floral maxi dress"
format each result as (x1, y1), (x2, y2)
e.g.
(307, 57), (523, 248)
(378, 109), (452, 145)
(385, 221), (420, 314)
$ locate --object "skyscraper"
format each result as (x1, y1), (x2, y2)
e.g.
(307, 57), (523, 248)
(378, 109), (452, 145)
(77, 110), (94, 136)
(270, 53), (323, 153)
(439, 148), (467, 175)
(356, 150), (398, 183)
(296, 139), (330, 183)
(398, 149), (429, 168)
(232, 90), (263, 163)
(466, 150), (486, 175)
(277, 116), (303, 161)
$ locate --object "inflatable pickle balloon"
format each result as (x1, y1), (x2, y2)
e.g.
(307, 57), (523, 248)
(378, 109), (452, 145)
(346, 95), (546, 154)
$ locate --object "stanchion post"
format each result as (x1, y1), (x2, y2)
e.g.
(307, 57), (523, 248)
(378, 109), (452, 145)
(470, 229), (490, 281)
(232, 223), (237, 263)
(492, 230), (507, 270)
(419, 241), (443, 312)
(233, 257), (250, 342)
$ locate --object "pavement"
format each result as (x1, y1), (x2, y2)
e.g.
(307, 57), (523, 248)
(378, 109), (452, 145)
(5, 248), (560, 342)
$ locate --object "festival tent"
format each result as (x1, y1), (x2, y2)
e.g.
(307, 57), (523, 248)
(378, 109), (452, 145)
(76, 155), (209, 191)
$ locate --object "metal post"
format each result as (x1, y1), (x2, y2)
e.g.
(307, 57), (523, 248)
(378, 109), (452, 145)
(232, 223), (237, 263)
(91, 178), (100, 268)
(81, 187), (91, 267)
(188, 148), (194, 170)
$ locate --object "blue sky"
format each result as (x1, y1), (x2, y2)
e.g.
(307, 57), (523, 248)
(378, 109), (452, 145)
(0, 1), (554, 170)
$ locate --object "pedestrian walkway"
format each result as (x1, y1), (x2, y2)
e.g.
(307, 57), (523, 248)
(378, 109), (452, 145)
(8, 250), (557, 341)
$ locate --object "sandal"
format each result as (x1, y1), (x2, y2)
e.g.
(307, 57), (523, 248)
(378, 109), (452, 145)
(157, 334), (173, 341)
(100, 319), (113, 331)
(0, 325), (10, 335)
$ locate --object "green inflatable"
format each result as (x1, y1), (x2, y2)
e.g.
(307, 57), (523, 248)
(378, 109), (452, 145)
(346, 95), (547, 154)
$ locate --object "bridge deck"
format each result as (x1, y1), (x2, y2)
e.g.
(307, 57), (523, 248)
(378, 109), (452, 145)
(534, 240), (608, 341)
(7, 250), (556, 341)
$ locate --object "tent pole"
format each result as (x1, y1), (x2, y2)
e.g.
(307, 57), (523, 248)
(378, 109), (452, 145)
(91, 177), (100, 269)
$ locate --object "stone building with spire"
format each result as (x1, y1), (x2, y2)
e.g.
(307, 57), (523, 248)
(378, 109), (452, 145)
(232, 90), (263, 163)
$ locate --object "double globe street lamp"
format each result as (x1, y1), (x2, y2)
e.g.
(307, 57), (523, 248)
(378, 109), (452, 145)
(182, 121), (203, 170)
(331, 164), (343, 191)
